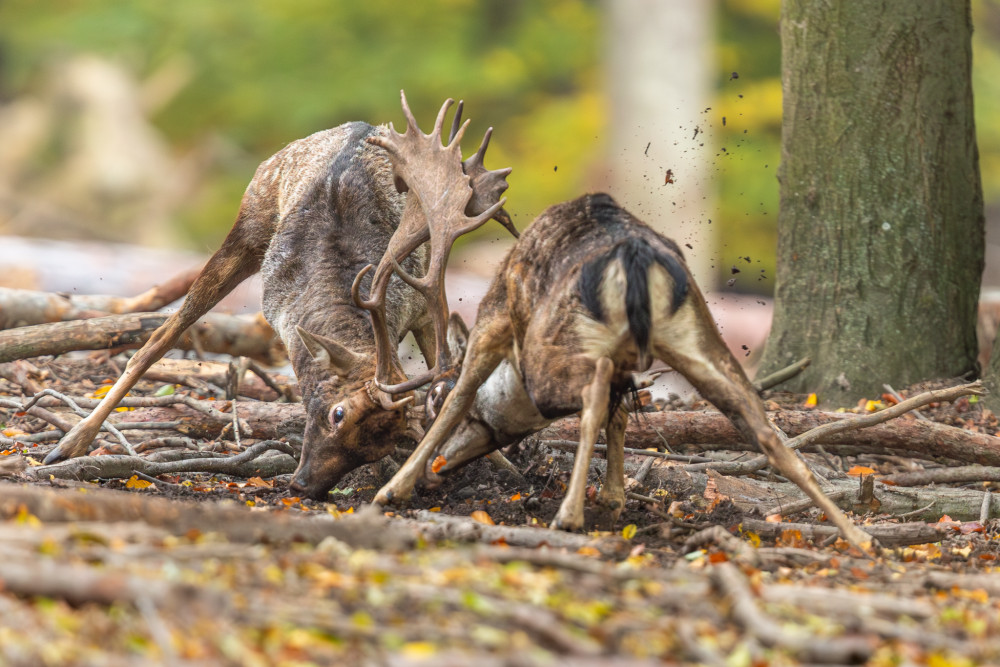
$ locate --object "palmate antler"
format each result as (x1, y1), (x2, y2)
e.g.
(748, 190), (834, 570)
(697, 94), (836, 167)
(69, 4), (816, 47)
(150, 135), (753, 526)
(352, 91), (510, 402)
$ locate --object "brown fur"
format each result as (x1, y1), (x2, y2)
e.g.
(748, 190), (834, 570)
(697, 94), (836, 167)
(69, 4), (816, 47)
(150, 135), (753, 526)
(376, 193), (875, 549)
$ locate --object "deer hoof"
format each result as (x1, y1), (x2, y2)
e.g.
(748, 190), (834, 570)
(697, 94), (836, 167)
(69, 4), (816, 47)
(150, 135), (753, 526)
(550, 507), (583, 532)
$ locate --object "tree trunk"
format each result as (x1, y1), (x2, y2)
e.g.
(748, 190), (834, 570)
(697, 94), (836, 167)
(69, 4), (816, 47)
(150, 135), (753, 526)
(759, 1), (984, 405)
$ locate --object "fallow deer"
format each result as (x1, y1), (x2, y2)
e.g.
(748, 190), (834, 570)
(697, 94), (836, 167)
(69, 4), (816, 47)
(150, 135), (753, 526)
(43, 93), (512, 502)
(374, 193), (874, 550)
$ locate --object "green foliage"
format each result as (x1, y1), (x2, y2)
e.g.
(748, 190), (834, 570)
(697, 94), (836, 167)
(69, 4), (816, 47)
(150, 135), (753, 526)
(0, 0), (602, 248)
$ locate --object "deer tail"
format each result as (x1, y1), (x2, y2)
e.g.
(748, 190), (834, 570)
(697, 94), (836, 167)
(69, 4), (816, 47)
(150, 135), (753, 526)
(579, 238), (689, 369)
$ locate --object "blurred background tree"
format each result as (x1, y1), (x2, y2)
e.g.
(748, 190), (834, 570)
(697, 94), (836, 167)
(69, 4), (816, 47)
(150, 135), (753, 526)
(3, 0), (1000, 297)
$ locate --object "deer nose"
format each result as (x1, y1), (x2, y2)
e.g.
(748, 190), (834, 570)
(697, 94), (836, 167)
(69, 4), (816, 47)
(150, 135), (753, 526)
(288, 474), (309, 495)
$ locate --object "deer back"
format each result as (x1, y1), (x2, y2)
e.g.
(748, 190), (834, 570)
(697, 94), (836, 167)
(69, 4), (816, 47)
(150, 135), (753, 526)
(429, 193), (695, 469)
(257, 122), (428, 389)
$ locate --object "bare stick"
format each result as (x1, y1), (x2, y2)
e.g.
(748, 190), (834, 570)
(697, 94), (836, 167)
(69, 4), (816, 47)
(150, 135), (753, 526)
(684, 382), (982, 476)
(884, 383), (929, 421)
(753, 357), (811, 392)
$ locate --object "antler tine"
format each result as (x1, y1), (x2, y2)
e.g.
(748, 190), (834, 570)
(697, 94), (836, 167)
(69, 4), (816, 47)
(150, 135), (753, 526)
(461, 128), (518, 238)
(431, 96), (456, 143)
(448, 100), (464, 144)
(398, 90), (424, 138)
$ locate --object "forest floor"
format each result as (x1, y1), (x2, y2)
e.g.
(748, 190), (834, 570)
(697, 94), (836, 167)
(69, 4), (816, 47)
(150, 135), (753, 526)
(1, 355), (999, 666)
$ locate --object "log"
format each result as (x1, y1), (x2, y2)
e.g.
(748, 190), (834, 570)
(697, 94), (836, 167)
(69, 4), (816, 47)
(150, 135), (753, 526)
(539, 409), (1000, 466)
(0, 311), (286, 365)
(0, 266), (201, 329)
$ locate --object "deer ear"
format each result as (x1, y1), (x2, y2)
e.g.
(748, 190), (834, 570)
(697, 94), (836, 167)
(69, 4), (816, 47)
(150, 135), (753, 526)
(446, 312), (469, 362)
(296, 326), (365, 375)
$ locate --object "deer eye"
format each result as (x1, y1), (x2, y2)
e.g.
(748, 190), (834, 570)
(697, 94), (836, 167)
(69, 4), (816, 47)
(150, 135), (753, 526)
(331, 405), (345, 426)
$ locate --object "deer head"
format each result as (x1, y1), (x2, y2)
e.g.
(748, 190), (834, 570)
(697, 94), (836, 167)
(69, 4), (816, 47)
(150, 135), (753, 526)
(288, 92), (509, 499)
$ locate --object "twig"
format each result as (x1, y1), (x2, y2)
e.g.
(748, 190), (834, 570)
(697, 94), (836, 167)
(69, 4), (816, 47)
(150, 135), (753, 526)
(753, 357), (811, 392)
(26, 440), (299, 482)
(684, 382), (982, 476)
(898, 501), (935, 520)
(760, 489), (850, 518)
(23, 389), (135, 455)
(710, 561), (873, 663)
(684, 525), (760, 566)
(542, 439), (710, 463)
(982, 490), (992, 523)
(884, 383), (929, 421)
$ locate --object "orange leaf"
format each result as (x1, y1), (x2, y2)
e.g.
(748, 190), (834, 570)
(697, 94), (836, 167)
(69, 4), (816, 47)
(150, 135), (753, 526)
(846, 465), (876, 476)
(282, 497), (301, 506)
(470, 510), (495, 525)
(245, 476), (273, 488)
(431, 456), (447, 473)
(509, 492), (522, 502)
(708, 552), (729, 564)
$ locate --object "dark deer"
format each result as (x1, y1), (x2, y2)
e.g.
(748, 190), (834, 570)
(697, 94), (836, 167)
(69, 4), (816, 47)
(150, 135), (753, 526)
(44, 93), (511, 502)
(374, 193), (874, 550)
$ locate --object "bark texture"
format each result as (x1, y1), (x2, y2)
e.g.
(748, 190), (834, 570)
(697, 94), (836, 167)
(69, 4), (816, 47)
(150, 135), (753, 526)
(759, 2), (984, 404)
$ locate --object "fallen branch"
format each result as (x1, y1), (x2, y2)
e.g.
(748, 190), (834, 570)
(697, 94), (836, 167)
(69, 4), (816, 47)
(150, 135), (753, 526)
(754, 356), (810, 392)
(740, 518), (950, 548)
(710, 561), (874, 663)
(682, 382), (982, 476)
(23, 440), (298, 482)
(0, 311), (286, 365)
(883, 464), (1000, 487)
(0, 267), (202, 330)
(401, 510), (631, 558)
(0, 482), (413, 550)
(539, 383), (1000, 466)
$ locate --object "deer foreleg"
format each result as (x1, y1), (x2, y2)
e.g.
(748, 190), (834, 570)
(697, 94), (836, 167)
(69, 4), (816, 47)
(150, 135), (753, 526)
(44, 222), (266, 463)
(551, 356), (613, 532)
(373, 315), (511, 506)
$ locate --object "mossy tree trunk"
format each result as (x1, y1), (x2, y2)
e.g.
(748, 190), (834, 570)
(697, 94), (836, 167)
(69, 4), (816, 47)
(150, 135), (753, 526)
(758, 1), (984, 406)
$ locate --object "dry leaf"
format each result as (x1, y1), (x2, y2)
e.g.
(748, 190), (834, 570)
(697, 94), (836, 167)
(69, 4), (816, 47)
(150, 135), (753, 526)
(470, 510), (495, 525)
(125, 475), (153, 490)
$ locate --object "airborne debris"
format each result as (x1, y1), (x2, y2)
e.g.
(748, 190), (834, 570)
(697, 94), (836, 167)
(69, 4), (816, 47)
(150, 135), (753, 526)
(664, 169), (675, 185)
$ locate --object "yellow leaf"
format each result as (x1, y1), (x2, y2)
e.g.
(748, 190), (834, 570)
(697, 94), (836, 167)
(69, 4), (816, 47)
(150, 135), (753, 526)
(429, 506), (441, 512)
(125, 475), (153, 489)
(804, 393), (818, 407)
(470, 510), (494, 525)
(15, 505), (40, 527)
(864, 400), (884, 412)
(401, 642), (436, 658)
(621, 524), (637, 540)
(746, 531), (761, 548)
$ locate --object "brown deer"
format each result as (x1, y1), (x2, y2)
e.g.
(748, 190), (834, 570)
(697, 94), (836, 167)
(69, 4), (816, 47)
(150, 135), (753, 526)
(373, 193), (875, 550)
(43, 93), (512, 502)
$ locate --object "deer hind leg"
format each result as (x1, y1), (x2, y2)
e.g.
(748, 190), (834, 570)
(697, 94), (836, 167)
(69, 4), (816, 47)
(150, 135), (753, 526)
(374, 313), (512, 506)
(652, 305), (875, 551)
(551, 356), (614, 532)
(44, 217), (269, 463)
(595, 403), (628, 526)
